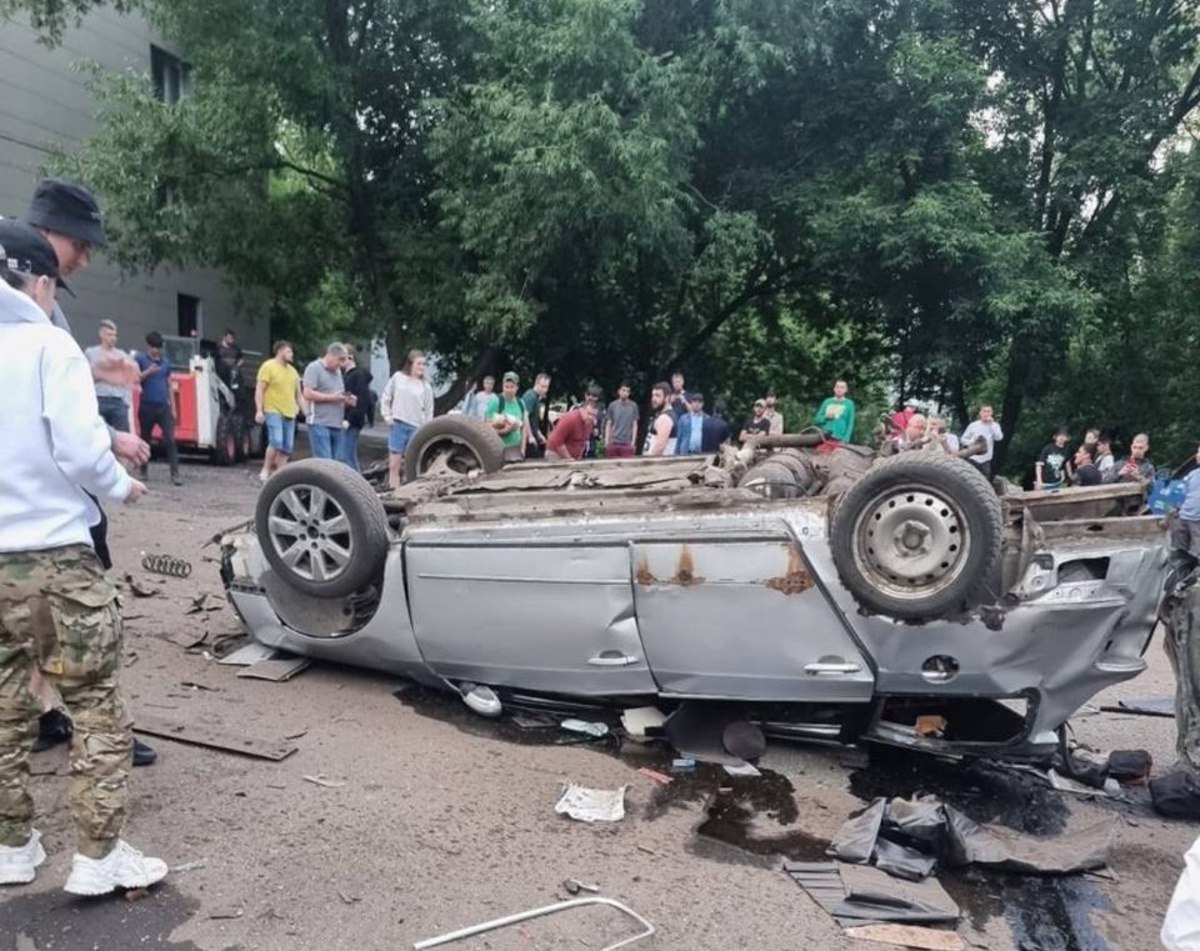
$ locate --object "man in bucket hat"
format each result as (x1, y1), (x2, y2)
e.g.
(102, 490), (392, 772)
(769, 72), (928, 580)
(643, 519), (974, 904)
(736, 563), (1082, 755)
(0, 220), (167, 894)
(20, 180), (158, 767)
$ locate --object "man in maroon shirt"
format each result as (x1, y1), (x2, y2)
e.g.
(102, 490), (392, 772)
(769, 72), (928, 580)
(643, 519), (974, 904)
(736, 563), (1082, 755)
(546, 402), (598, 460)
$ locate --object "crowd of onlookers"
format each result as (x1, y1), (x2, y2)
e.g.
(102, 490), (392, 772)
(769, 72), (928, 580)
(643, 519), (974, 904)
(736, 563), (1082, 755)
(247, 338), (1169, 501)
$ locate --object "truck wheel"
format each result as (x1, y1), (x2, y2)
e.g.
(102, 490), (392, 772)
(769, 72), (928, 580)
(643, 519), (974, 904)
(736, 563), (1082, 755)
(214, 412), (238, 466)
(403, 416), (506, 483)
(255, 459), (388, 597)
(830, 452), (1003, 620)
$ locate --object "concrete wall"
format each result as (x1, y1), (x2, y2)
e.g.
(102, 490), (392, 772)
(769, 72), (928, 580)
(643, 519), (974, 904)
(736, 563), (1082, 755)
(0, 9), (268, 353)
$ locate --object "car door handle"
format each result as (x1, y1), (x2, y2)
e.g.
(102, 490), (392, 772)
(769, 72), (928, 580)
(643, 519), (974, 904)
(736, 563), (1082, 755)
(804, 662), (862, 675)
(587, 653), (640, 667)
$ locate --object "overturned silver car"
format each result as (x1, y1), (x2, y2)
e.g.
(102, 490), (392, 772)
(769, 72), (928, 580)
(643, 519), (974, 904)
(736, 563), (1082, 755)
(221, 417), (1167, 762)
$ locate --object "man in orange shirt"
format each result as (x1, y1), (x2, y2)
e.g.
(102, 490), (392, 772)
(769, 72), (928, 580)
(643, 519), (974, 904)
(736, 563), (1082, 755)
(546, 401), (598, 460)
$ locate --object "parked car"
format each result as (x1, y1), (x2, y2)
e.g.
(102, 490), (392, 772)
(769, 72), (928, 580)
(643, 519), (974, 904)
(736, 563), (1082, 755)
(220, 418), (1167, 762)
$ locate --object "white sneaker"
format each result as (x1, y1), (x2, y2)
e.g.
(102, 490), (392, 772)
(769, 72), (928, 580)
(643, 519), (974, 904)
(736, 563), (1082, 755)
(0, 829), (46, 885)
(64, 839), (168, 896)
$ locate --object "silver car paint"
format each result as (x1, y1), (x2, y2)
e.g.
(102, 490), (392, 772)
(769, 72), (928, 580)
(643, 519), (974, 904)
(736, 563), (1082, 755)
(223, 476), (1166, 760)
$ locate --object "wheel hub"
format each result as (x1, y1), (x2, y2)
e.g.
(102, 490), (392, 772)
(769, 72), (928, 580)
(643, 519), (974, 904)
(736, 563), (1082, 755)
(266, 484), (353, 583)
(855, 488), (966, 597)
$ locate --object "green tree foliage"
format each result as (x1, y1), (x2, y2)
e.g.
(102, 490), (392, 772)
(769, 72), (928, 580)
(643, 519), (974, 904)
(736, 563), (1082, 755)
(9, 0), (1200, 462)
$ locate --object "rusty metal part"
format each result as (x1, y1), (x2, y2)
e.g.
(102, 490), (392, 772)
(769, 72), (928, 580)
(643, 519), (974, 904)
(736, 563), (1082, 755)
(414, 897), (655, 950)
(141, 553), (193, 578)
(747, 431), (826, 449)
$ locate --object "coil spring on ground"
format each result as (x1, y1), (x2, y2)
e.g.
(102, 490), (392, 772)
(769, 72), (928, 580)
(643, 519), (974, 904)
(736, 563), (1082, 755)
(142, 553), (193, 578)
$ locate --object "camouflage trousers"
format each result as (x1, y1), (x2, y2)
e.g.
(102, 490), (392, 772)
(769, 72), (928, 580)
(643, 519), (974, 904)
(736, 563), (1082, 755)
(1164, 579), (1200, 773)
(0, 544), (131, 858)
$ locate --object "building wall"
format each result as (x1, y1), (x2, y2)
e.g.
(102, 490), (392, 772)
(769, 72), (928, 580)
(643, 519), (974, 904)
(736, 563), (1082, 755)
(0, 9), (268, 354)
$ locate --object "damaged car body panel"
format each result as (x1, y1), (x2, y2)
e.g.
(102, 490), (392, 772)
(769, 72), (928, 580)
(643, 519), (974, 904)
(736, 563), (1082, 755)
(220, 436), (1168, 763)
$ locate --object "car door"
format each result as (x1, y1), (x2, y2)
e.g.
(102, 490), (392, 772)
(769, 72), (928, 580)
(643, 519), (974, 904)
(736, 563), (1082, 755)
(405, 534), (657, 696)
(632, 527), (874, 701)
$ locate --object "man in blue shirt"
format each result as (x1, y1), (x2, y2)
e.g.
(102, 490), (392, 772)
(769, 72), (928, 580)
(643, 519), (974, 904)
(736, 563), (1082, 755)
(1173, 446), (1200, 558)
(675, 393), (728, 454)
(135, 332), (181, 486)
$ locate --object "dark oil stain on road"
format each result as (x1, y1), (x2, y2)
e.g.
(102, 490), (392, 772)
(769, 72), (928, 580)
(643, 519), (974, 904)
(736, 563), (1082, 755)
(0, 882), (205, 951)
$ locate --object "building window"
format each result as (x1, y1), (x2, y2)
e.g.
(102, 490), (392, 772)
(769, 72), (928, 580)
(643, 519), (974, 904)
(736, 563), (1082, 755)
(151, 45), (191, 105)
(177, 293), (201, 338)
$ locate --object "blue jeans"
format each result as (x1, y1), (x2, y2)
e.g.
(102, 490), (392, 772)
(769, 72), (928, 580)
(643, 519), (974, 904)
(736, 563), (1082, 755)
(264, 412), (296, 455)
(308, 425), (345, 461)
(338, 427), (361, 471)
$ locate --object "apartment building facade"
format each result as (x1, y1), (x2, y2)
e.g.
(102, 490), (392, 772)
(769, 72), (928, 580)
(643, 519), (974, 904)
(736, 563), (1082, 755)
(0, 8), (267, 353)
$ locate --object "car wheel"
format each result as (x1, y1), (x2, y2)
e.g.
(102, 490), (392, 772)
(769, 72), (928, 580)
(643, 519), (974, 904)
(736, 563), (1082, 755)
(830, 452), (1003, 620)
(255, 459), (389, 597)
(403, 416), (506, 483)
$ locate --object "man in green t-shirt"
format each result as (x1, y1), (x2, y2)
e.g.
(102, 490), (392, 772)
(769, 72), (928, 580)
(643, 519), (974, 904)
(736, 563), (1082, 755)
(487, 371), (531, 459)
(812, 379), (856, 442)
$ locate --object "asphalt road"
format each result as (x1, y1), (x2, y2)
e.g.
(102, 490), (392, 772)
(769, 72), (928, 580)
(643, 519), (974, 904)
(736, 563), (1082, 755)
(0, 455), (1192, 951)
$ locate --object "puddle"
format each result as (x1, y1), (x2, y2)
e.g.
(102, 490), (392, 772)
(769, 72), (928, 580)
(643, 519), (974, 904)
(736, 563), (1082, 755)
(942, 870), (1112, 951)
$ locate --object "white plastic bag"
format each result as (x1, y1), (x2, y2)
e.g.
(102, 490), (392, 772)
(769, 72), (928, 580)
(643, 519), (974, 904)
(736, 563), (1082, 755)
(1163, 834), (1200, 949)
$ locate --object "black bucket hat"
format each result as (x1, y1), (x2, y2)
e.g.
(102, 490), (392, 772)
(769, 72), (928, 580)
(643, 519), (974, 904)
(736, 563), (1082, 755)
(24, 179), (108, 248)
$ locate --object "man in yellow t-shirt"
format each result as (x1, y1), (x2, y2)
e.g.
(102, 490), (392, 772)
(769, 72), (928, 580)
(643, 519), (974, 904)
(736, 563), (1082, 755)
(254, 340), (304, 482)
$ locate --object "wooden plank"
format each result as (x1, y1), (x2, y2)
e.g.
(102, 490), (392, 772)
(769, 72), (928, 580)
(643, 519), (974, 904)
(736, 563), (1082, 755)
(845, 924), (965, 951)
(132, 714), (298, 761)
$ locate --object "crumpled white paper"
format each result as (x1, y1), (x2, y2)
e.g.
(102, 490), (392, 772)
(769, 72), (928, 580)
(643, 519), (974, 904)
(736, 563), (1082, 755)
(555, 782), (628, 822)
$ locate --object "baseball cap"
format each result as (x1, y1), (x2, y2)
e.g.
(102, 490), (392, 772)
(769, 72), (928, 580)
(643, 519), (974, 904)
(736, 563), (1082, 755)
(753, 398), (766, 408)
(24, 179), (108, 248)
(687, 391), (704, 402)
(503, 371), (520, 384)
(0, 219), (62, 284)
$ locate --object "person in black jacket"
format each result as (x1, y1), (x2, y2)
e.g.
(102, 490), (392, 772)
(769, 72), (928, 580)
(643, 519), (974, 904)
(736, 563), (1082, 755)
(339, 344), (375, 471)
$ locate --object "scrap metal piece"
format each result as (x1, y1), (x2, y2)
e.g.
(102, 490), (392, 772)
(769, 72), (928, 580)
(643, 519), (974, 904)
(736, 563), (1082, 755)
(142, 553), (193, 578)
(413, 896), (655, 950)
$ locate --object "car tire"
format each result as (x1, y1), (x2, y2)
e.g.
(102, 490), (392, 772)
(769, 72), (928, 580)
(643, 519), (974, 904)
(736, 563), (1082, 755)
(403, 415), (506, 483)
(830, 452), (1003, 620)
(255, 459), (389, 597)
(213, 411), (238, 466)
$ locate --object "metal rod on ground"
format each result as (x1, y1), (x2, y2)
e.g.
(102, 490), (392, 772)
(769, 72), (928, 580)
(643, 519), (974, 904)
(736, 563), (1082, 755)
(413, 897), (656, 950)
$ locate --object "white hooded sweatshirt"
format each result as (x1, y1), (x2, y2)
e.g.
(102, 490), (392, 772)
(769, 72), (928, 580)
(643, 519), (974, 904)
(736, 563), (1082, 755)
(0, 278), (132, 552)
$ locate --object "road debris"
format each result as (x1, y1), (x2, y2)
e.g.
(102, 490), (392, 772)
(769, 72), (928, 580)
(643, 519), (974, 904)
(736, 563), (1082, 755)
(461, 684), (501, 717)
(338, 890), (362, 904)
(845, 924), (966, 950)
(560, 718), (609, 738)
(142, 552), (193, 578)
(1102, 696), (1174, 718)
(133, 713), (299, 761)
(218, 642), (280, 666)
(124, 887), (150, 902)
(207, 906), (245, 920)
(670, 757), (697, 773)
(620, 706), (666, 741)
(186, 593), (223, 614)
(414, 896), (655, 950)
(123, 574), (160, 598)
(170, 860), (207, 873)
(237, 656), (311, 682)
(637, 767), (673, 786)
(829, 795), (1114, 877)
(563, 878), (600, 895)
(555, 782), (627, 822)
(303, 774), (347, 788)
(785, 861), (959, 927)
(723, 762), (761, 778)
